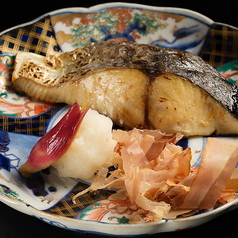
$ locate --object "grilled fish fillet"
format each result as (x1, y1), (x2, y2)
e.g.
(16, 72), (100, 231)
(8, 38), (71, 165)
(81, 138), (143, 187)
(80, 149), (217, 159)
(12, 41), (238, 136)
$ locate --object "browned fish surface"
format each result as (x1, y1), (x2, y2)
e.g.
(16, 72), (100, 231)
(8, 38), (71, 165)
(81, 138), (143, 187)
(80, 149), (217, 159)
(12, 41), (238, 136)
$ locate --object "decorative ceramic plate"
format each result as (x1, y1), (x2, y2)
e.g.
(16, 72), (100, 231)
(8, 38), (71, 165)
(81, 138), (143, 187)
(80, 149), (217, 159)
(0, 2), (238, 236)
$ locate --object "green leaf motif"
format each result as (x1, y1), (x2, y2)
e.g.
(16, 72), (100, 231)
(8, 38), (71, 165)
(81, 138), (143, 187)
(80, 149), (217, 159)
(70, 9), (168, 48)
(0, 185), (24, 202)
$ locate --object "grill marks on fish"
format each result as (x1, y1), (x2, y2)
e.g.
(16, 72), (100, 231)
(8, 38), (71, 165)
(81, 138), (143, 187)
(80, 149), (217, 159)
(12, 41), (238, 136)
(73, 41), (238, 117)
(55, 41), (238, 114)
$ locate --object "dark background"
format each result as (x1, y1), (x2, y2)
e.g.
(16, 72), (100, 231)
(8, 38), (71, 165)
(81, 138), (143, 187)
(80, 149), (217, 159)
(0, 0), (237, 32)
(0, 1), (238, 237)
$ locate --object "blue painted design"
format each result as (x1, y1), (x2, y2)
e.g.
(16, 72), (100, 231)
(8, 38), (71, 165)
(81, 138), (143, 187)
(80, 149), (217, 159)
(0, 184), (11, 193)
(153, 38), (205, 52)
(0, 154), (11, 171)
(0, 130), (40, 173)
(48, 186), (57, 192)
(0, 129), (10, 152)
(0, 184), (23, 202)
(34, 216), (101, 234)
(176, 138), (188, 150)
(0, 153), (21, 171)
(8, 154), (20, 169)
(21, 35), (29, 42)
(36, 216), (69, 229)
(174, 25), (200, 39)
(7, 132), (39, 158)
(89, 21), (147, 43)
(36, 26), (43, 34)
(26, 172), (49, 197)
(0, 130), (21, 171)
(151, 25), (204, 51)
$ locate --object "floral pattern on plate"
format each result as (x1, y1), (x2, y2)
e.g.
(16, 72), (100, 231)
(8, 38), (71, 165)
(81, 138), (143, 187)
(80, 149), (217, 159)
(51, 6), (211, 54)
(217, 60), (238, 85)
(0, 2), (238, 236)
(0, 16), (61, 136)
(0, 54), (52, 119)
(0, 129), (78, 210)
(0, 104), (238, 235)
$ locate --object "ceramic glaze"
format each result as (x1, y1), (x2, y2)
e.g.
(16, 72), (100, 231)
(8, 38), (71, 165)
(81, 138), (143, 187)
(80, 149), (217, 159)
(0, 2), (238, 236)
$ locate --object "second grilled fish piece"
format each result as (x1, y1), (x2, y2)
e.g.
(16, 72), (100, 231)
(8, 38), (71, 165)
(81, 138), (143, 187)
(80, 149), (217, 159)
(12, 41), (238, 136)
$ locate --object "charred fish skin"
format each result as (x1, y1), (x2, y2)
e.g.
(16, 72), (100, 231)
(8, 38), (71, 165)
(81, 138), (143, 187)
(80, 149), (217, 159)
(168, 54), (238, 119)
(12, 41), (238, 136)
(56, 41), (238, 119)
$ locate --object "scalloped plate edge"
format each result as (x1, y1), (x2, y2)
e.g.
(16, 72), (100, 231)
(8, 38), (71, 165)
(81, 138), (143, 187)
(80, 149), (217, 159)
(0, 2), (214, 37)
